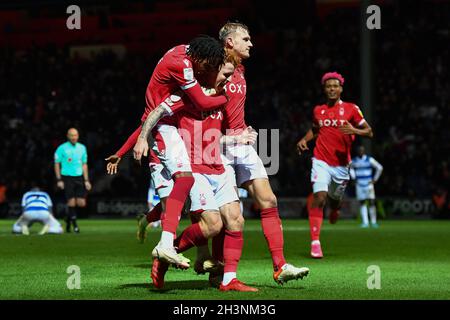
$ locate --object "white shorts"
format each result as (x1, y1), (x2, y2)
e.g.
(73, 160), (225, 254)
(23, 210), (50, 222)
(356, 184), (376, 201)
(221, 144), (268, 187)
(190, 172), (239, 212)
(13, 213), (62, 234)
(151, 124), (192, 177)
(149, 162), (173, 200)
(311, 158), (350, 201)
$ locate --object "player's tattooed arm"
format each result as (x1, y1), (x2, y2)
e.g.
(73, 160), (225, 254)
(220, 126), (258, 145)
(133, 105), (168, 161)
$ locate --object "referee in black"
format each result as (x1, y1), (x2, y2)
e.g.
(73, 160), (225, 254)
(54, 128), (91, 233)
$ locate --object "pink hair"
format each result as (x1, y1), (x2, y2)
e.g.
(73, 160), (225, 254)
(321, 72), (345, 85)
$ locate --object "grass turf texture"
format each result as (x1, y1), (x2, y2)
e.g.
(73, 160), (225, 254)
(0, 219), (449, 300)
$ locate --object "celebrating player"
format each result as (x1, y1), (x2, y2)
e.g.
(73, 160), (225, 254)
(151, 57), (259, 292)
(130, 35), (229, 267)
(297, 72), (373, 258)
(217, 22), (309, 283)
(350, 145), (383, 228)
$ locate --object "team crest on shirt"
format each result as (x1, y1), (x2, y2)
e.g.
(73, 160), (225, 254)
(321, 109), (325, 115)
(199, 194), (207, 206)
(68, 158), (72, 162)
(176, 156), (183, 168)
(339, 107), (345, 116)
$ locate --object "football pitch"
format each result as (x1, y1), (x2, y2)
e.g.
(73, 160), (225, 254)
(1, 219), (449, 300)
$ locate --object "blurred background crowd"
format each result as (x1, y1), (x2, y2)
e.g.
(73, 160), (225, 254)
(0, 0), (448, 215)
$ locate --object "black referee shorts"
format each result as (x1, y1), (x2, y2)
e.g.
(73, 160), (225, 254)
(62, 175), (86, 199)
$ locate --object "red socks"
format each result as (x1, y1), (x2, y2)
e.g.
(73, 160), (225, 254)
(212, 228), (225, 262)
(223, 230), (243, 273)
(161, 175), (194, 234)
(260, 207), (286, 271)
(174, 222), (207, 253)
(309, 207), (323, 241)
(146, 202), (162, 223)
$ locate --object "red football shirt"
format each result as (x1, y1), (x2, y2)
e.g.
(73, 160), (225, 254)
(142, 45), (199, 126)
(222, 64), (247, 134)
(177, 101), (225, 175)
(313, 100), (365, 166)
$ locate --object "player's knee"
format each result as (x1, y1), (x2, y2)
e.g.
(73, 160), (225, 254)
(67, 198), (76, 206)
(235, 214), (245, 230)
(201, 212), (222, 237)
(312, 193), (327, 208)
(257, 193), (278, 209)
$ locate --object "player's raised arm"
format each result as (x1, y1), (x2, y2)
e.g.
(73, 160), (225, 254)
(106, 125), (143, 174)
(133, 100), (179, 161)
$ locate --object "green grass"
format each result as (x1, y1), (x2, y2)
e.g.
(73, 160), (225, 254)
(0, 219), (449, 300)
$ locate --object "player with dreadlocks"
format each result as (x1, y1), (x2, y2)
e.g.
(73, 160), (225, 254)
(127, 35), (229, 268)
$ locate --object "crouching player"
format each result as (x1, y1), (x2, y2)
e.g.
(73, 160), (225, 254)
(12, 187), (63, 235)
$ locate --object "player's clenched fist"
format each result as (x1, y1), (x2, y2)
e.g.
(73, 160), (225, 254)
(297, 139), (309, 155)
(105, 154), (121, 175)
(133, 137), (148, 161)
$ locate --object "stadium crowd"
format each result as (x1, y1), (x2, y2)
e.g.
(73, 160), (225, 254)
(0, 2), (448, 213)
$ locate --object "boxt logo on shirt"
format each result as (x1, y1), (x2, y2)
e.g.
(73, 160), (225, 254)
(224, 83), (246, 95)
(318, 119), (347, 127)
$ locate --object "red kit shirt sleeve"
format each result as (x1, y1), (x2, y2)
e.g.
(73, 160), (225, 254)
(350, 104), (366, 127)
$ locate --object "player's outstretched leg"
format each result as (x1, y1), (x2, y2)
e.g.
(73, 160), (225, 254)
(156, 209), (221, 269)
(153, 174), (194, 266)
(245, 179), (309, 283)
(187, 212), (223, 275)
